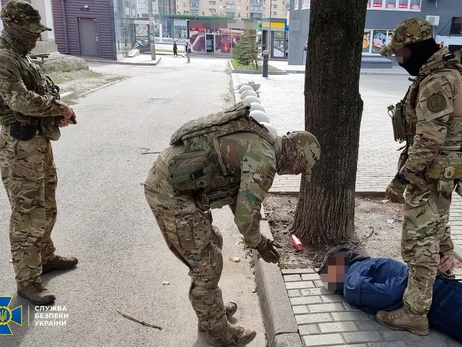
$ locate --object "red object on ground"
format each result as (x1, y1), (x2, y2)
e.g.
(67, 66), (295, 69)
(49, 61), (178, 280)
(292, 235), (303, 251)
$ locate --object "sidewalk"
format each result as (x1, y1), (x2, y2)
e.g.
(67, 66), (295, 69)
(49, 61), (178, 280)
(268, 60), (409, 75)
(233, 72), (462, 347)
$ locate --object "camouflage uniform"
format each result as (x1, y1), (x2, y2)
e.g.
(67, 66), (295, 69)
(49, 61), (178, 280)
(378, 18), (462, 329)
(144, 102), (320, 344)
(0, 0), (75, 297)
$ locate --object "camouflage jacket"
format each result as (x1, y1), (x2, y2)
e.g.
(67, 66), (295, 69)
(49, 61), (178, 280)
(0, 36), (65, 140)
(159, 131), (277, 248)
(401, 48), (462, 184)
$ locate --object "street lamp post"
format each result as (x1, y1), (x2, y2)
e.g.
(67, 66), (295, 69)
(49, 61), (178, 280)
(148, 0), (156, 60)
(268, 0), (272, 59)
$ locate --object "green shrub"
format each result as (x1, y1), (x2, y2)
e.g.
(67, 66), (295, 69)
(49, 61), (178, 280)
(232, 30), (259, 68)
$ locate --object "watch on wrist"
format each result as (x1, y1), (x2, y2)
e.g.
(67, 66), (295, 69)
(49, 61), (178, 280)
(395, 172), (410, 184)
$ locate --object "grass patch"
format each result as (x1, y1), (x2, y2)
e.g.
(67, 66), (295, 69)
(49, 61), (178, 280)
(49, 70), (103, 84)
(231, 60), (281, 72)
(105, 76), (124, 82)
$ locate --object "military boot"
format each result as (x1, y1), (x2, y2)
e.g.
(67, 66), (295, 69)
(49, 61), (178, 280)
(18, 282), (56, 306)
(42, 255), (78, 274)
(198, 301), (238, 332)
(376, 307), (429, 336)
(207, 324), (257, 346)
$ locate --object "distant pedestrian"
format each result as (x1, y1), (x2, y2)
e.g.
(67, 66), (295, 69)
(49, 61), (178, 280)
(173, 40), (178, 57)
(185, 39), (192, 63)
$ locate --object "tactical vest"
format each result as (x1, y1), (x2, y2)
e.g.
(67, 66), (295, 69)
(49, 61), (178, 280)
(395, 50), (462, 180)
(0, 40), (61, 139)
(167, 101), (276, 207)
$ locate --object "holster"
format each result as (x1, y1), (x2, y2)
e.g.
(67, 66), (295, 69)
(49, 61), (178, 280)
(9, 122), (38, 141)
(388, 102), (408, 143)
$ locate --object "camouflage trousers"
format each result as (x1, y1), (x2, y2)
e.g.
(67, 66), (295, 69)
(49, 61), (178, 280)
(144, 159), (229, 337)
(0, 126), (57, 287)
(402, 181), (455, 315)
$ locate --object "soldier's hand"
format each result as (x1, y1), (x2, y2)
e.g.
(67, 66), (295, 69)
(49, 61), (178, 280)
(62, 104), (77, 125)
(438, 255), (454, 274)
(386, 179), (406, 204)
(255, 236), (282, 264)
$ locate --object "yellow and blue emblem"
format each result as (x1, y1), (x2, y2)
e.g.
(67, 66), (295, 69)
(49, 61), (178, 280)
(0, 297), (22, 335)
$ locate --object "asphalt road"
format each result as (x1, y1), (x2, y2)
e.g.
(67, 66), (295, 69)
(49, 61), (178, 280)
(0, 56), (266, 347)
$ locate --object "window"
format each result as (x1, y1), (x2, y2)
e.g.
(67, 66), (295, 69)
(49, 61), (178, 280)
(409, 0), (420, 10)
(294, 0), (299, 10)
(271, 4), (277, 8)
(385, 0), (395, 9)
(272, 11), (277, 15)
(450, 17), (462, 35)
(210, 8), (216, 12)
(209, 0), (216, 4)
(367, 0), (420, 10)
(301, 0), (310, 9)
(363, 29), (393, 54)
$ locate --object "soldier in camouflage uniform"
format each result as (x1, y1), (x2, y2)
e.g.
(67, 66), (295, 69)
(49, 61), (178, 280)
(0, 0), (78, 305)
(377, 18), (462, 335)
(144, 101), (320, 346)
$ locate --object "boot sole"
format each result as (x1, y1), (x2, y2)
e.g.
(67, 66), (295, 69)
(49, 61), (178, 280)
(18, 291), (56, 306)
(208, 330), (257, 346)
(377, 319), (429, 336)
(41, 263), (78, 275)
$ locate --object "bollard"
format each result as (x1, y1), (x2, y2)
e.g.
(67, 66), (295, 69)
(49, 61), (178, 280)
(262, 50), (269, 78)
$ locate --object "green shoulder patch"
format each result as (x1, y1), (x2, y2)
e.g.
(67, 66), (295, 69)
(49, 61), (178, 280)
(427, 93), (447, 113)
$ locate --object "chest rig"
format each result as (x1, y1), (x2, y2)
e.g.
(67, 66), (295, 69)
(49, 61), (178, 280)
(168, 101), (276, 207)
(389, 50), (462, 180)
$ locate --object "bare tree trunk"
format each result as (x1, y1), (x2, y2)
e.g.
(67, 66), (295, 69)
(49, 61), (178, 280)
(293, 0), (368, 246)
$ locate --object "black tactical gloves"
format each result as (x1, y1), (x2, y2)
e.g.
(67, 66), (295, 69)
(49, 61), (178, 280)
(255, 236), (282, 264)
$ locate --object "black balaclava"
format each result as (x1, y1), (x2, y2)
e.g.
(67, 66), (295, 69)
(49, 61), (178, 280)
(399, 38), (440, 76)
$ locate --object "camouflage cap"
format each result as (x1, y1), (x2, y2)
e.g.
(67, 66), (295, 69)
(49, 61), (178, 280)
(286, 131), (321, 174)
(1, 0), (52, 34)
(380, 17), (433, 57)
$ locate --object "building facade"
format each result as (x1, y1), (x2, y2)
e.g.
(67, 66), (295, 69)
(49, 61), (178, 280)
(174, 0), (287, 19)
(288, 0), (462, 66)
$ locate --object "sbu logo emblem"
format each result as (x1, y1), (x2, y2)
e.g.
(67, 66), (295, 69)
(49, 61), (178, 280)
(0, 297), (22, 335)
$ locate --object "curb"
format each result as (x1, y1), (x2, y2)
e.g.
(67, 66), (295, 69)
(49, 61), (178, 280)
(85, 56), (162, 66)
(228, 60), (288, 76)
(254, 220), (303, 347)
(79, 79), (124, 97)
(280, 68), (407, 76)
(60, 91), (78, 101)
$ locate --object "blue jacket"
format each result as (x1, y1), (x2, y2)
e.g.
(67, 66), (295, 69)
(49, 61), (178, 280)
(340, 257), (462, 343)
(343, 257), (411, 315)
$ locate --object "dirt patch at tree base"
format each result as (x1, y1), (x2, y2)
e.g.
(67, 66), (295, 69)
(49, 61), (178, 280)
(263, 194), (462, 272)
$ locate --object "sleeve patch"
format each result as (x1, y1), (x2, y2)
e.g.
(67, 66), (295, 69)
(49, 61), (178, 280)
(426, 93), (447, 113)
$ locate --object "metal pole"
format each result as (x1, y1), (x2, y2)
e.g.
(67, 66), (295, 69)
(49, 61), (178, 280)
(262, 50), (269, 77)
(148, 0), (156, 60)
(268, 0), (272, 58)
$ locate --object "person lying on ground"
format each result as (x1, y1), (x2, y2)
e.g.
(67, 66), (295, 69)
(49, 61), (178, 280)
(318, 246), (462, 342)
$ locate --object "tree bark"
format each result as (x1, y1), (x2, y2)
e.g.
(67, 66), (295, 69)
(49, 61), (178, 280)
(293, 0), (368, 246)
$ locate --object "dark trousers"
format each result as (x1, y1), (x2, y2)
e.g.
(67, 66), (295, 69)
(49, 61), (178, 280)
(428, 278), (462, 343)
